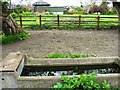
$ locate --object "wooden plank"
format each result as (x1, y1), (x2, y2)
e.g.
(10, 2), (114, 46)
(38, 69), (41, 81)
(39, 15), (42, 28)
(100, 17), (118, 18)
(15, 20), (37, 21)
(20, 16), (22, 28)
(97, 16), (100, 29)
(57, 15), (59, 28)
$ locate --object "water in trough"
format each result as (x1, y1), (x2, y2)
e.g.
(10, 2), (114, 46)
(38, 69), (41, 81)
(21, 63), (120, 76)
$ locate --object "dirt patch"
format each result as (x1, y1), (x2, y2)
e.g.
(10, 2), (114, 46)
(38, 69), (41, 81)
(2, 30), (118, 58)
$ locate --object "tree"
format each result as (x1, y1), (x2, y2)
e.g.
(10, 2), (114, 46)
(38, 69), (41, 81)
(2, 1), (22, 36)
(89, 5), (99, 14)
(99, 1), (109, 14)
(113, 2), (120, 27)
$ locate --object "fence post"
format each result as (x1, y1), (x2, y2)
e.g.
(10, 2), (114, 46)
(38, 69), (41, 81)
(39, 15), (42, 28)
(20, 16), (22, 28)
(78, 15), (81, 28)
(57, 15), (59, 29)
(97, 16), (100, 29)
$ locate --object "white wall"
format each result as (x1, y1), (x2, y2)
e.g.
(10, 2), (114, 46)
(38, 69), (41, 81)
(52, 12), (63, 15)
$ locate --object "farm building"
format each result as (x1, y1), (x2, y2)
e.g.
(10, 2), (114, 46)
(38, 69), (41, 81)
(33, 0), (64, 14)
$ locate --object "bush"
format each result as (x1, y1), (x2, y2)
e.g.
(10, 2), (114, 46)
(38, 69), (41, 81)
(104, 10), (117, 15)
(13, 7), (28, 14)
(0, 30), (30, 44)
(64, 10), (68, 14)
(73, 11), (85, 14)
(11, 11), (36, 17)
(52, 72), (111, 89)
(21, 12), (35, 16)
(10, 12), (17, 18)
(11, 5), (35, 17)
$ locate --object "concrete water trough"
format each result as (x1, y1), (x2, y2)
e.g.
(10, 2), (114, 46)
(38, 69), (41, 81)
(0, 52), (120, 88)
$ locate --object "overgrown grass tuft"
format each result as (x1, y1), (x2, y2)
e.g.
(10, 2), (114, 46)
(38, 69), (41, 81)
(44, 53), (97, 58)
(0, 30), (30, 44)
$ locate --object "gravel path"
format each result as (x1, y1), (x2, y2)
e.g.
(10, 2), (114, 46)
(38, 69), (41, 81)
(2, 29), (118, 58)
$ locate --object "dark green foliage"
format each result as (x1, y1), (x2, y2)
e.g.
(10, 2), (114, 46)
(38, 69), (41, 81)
(106, 11), (117, 15)
(10, 5), (36, 17)
(72, 6), (85, 14)
(13, 7), (28, 14)
(44, 53), (97, 58)
(0, 30), (30, 44)
(10, 12), (17, 18)
(11, 11), (36, 17)
(52, 72), (111, 89)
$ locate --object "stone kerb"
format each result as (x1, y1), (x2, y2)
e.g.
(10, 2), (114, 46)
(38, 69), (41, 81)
(26, 56), (119, 66)
(18, 73), (120, 88)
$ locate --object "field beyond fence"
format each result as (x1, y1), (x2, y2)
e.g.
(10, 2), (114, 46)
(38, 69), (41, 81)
(14, 15), (119, 30)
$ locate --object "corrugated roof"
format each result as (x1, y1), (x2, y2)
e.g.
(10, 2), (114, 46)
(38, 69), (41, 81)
(33, 0), (50, 6)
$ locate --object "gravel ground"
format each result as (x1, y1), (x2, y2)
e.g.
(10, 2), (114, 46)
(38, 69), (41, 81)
(2, 29), (118, 58)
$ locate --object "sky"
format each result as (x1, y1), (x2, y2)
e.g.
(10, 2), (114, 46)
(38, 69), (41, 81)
(10, 0), (116, 7)
(11, 0), (83, 6)
(42, 0), (81, 6)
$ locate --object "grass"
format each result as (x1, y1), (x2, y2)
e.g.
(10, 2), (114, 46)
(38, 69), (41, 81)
(44, 53), (97, 58)
(0, 30), (30, 44)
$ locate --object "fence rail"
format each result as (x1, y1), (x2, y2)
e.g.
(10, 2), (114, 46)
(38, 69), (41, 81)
(14, 15), (119, 29)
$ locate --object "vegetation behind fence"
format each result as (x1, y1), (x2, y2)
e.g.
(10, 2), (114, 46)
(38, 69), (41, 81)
(14, 15), (119, 30)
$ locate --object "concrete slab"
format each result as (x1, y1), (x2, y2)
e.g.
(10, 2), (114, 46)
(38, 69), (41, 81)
(0, 52), (26, 88)
(1, 72), (19, 88)
(0, 52), (25, 72)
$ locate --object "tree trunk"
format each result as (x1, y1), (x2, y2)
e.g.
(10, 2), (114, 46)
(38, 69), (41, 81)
(2, 15), (22, 36)
(2, 1), (22, 36)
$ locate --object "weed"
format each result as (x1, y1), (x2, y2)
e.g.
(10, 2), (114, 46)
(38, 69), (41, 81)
(44, 53), (97, 58)
(0, 30), (30, 44)
(52, 72), (111, 89)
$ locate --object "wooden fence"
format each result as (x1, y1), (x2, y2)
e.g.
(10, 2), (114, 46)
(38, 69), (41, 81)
(15, 15), (119, 29)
